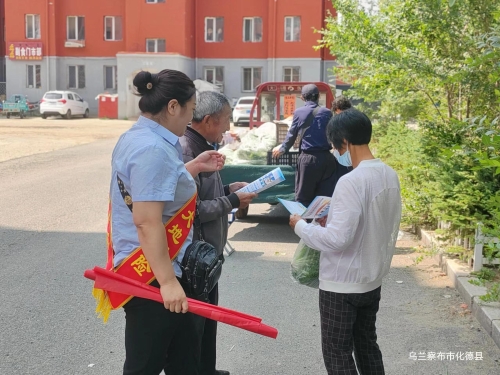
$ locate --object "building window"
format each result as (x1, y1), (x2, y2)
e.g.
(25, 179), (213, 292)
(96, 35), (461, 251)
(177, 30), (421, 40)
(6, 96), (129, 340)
(26, 14), (41, 39)
(242, 67), (262, 92)
(69, 65), (85, 89)
(67, 16), (85, 40)
(146, 0), (165, 2)
(26, 65), (41, 88)
(104, 66), (117, 90)
(205, 17), (224, 42)
(283, 67), (300, 82)
(104, 16), (123, 41)
(243, 17), (262, 42)
(284, 16), (301, 42)
(146, 39), (166, 53)
(204, 67), (224, 90)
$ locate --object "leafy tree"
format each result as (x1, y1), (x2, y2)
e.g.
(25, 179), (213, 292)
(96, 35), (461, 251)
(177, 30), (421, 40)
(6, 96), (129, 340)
(319, 0), (500, 260)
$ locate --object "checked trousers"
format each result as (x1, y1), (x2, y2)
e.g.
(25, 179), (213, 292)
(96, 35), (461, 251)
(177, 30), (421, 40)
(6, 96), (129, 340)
(319, 287), (385, 375)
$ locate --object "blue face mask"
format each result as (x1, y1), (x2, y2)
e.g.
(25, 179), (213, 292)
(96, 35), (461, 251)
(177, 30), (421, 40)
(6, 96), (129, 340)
(333, 147), (352, 167)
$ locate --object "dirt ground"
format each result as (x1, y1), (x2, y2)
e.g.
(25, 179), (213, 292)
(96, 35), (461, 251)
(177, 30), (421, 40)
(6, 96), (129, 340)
(0, 117), (251, 164)
(0, 117), (133, 163)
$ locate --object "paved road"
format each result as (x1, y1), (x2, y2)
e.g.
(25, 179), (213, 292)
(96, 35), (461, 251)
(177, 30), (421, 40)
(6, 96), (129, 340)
(1, 138), (500, 374)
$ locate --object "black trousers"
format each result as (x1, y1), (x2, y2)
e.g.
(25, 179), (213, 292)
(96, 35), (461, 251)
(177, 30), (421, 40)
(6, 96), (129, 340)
(163, 283), (219, 375)
(198, 283), (219, 375)
(319, 287), (384, 375)
(122, 281), (201, 375)
(295, 151), (336, 206)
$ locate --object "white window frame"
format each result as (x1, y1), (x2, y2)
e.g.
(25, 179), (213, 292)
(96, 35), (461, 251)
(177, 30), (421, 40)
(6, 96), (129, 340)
(67, 16), (85, 41)
(146, 38), (166, 53)
(205, 17), (223, 42)
(68, 65), (85, 89)
(204, 67), (224, 90)
(26, 64), (41, 88)
(104, 16), (123, 41)
(146, 0), (165, 3)
(283, 67), (301, 82)
(25, 14), (41, 39)
(104, 65), (117, 90)
(242, 67), (262, 92)
(243, 17), (262, 43)
(284, 16), (301, 42)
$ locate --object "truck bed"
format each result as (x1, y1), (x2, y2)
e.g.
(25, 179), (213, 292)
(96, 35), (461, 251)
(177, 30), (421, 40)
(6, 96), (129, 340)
(3, 103), (24, 112)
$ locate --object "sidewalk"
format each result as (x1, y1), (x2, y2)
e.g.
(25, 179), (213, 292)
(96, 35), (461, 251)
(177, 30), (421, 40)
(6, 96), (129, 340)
(214, 204), (500, 375)
(420, 229), (500, 351)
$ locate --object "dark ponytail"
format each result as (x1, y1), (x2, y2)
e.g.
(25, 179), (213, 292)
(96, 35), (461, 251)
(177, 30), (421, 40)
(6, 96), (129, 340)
(133, 69), (196, 115)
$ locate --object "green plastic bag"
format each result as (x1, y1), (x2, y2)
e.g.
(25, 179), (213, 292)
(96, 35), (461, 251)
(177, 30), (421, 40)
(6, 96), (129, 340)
(290, 239), (320, 289)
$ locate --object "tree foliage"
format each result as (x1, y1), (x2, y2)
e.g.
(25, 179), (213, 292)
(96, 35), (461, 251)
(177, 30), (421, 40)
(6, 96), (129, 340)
(320, 0), (500, 261)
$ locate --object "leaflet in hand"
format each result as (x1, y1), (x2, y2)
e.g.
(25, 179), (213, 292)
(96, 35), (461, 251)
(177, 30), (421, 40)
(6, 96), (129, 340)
(279, 196), (331, 220)
(236, 167), (286, 194)
(277, 199), (307, 216)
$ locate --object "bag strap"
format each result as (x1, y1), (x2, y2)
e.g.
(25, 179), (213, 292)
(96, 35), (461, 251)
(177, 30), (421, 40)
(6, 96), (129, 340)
(117, 175), (204, 240)
(298, 106), (321, 154)
(194, 203), (204, 242)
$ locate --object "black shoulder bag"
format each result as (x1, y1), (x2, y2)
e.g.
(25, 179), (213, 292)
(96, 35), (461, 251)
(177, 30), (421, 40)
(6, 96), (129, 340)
(117, 176), (223, 302)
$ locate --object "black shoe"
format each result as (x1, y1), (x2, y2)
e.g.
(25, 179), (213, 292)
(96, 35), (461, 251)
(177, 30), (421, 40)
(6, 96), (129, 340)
(215, 371), (230, 375)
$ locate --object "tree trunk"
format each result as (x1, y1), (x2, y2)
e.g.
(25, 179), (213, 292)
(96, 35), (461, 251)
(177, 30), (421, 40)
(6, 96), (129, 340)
(447, 87), (453, 120)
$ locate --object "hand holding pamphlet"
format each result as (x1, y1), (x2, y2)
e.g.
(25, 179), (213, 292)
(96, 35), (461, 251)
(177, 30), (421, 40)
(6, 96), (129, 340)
(278, 196), (331, 220)
(236, 167), (286, 194)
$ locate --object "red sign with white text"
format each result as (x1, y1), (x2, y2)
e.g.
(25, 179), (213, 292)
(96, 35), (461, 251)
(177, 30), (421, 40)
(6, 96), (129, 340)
(8, 42), (43, 60)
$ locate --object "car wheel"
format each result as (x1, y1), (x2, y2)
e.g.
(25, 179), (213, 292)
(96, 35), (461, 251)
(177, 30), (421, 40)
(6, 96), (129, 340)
(65, 109), (72, 120)
(83, 109), (89, 118)
(42, 114), (47, 119)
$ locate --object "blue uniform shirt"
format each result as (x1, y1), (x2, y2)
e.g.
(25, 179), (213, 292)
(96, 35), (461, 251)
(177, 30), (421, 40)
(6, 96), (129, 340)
(110, 116), (197, 277)
(280, 101), (332, 153)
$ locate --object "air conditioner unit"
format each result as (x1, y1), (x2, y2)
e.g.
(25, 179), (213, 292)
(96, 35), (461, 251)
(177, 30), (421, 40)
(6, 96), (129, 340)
(65, 40), (85, 48)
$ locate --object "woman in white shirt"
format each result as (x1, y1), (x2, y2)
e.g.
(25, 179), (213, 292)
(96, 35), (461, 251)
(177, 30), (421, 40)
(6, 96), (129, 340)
(290, 108), (402, 375)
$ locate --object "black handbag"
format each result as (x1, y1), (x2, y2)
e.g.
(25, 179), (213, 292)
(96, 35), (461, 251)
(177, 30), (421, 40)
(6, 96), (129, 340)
(117, 176), (223, 302)
(179, 237), (224, 302)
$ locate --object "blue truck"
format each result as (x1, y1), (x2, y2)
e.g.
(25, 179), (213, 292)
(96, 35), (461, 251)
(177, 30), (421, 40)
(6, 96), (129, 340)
(2, 94), (38, 119)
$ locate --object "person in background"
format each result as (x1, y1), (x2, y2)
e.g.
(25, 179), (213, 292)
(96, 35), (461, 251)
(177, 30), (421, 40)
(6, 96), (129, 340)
(290, 108), (402, 375)
(322, 95), (354, 192)
(178, 91), (257, 375)
(332, 95), (352, 114)
(272, 84), (344, 206)
(217, 28), (224, 42)
(207, 28), (214, 41)
(107, 70), (225, 375)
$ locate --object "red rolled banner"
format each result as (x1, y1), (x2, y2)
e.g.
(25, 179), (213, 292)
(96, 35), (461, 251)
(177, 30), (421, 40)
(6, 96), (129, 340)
(85, 267), (277, 339)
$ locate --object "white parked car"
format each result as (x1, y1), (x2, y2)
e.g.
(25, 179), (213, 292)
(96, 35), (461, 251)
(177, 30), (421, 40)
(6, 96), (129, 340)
(40, 91), (90, 119)
(232, 96), (257, 126)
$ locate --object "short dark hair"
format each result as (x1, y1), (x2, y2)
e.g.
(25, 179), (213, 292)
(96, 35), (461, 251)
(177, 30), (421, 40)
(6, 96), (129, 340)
(133, 70), (196, 115)
(332, 96), (352, 112)
(327, 108), (372, 150)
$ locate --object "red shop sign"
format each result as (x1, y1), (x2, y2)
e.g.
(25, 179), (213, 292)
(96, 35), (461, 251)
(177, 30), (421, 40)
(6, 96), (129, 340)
(8, 42), (43, 60)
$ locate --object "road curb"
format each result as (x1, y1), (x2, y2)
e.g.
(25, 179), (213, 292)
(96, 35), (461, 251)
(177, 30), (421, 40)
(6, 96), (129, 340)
(430, 242), (500, 350)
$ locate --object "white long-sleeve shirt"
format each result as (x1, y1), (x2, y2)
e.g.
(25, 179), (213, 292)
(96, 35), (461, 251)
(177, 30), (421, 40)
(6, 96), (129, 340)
(295, 159), (402, 294)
